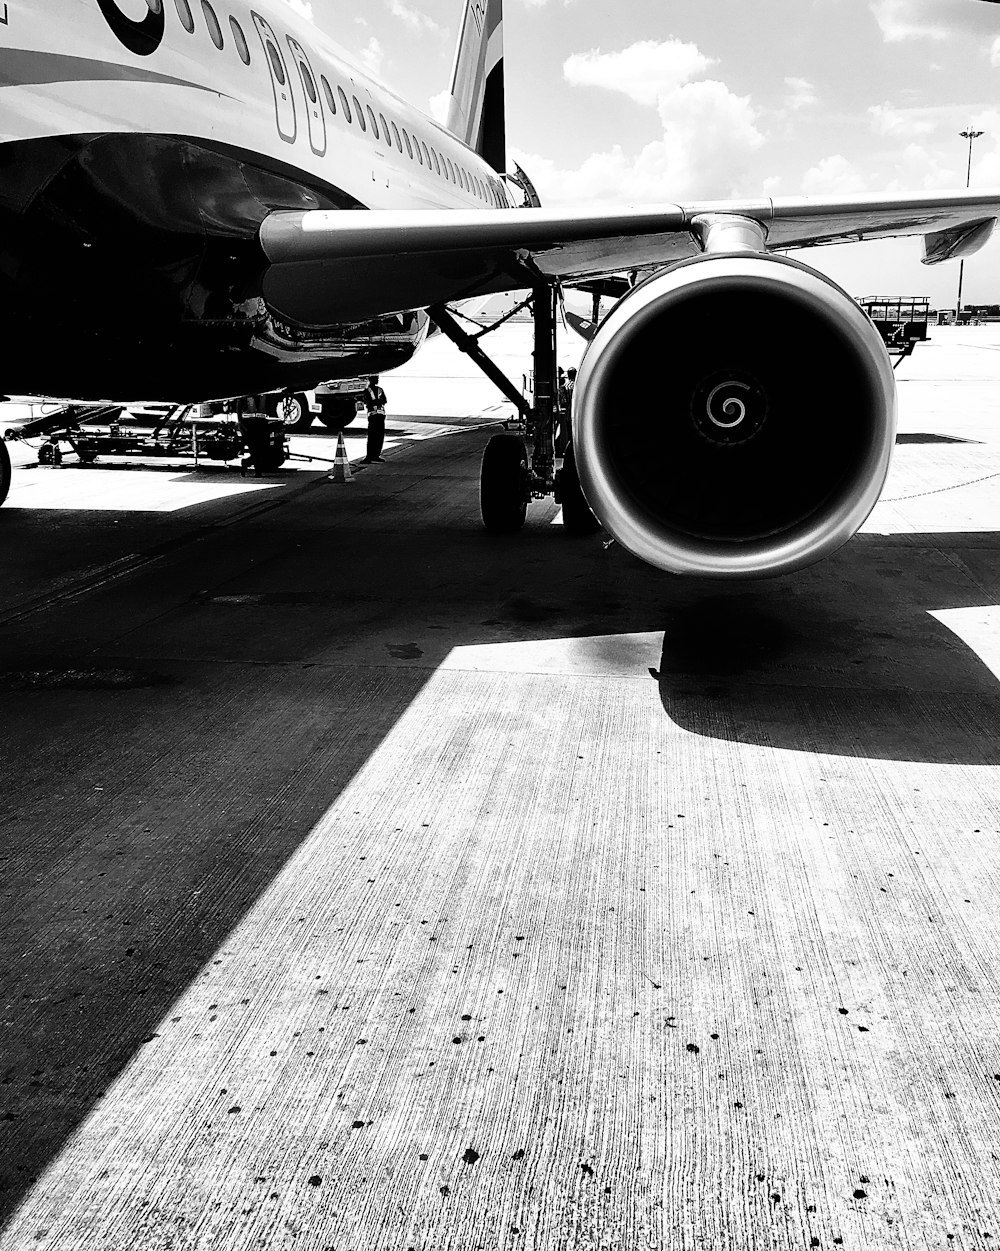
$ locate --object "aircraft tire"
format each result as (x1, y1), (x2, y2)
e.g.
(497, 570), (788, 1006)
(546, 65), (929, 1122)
(0, 437), (10, 508)
(318, 397), (358, 431)
(480, 434), (528, 533)
(267, 392), (314, 432)
(558, 444), (601, 535)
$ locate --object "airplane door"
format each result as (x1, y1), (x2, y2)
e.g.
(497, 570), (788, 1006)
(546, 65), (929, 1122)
(286, 36), (326, 158)
(251, 12), (296, 144)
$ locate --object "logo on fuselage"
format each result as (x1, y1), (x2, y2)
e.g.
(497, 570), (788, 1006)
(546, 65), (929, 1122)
(96, 0), (164, 55)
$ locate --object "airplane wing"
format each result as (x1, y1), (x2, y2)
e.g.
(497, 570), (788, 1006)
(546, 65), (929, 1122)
(258, 190), (1000, 325)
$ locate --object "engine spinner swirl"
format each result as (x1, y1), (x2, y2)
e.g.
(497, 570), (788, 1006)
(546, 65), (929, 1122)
(691, 370), (767, 446)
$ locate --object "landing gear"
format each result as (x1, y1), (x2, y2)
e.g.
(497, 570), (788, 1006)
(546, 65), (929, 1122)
(0, 438), (10, 508)
(480, 433), (529, 532)
(556, 444), (600, 534)
(434, 282), (603, 542)
(267, 391), (313, 432)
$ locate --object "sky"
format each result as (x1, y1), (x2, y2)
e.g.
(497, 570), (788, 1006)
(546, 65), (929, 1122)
(318, 0), (1000, 306)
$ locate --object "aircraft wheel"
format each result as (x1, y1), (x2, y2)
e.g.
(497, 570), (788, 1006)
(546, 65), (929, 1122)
(0, 438), (10, 508)
(318, 397), (359, 431)
(267, 392), (314, 431)
(481, 434), (528, 533)
(558, 444), (600, 535)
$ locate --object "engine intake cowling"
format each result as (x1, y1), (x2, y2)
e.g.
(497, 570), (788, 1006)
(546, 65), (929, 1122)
(572, 253), (897, 578)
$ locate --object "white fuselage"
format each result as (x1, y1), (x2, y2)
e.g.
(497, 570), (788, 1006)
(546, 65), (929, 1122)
(0, 0), (514, 399)
(3, 0), (512, 213)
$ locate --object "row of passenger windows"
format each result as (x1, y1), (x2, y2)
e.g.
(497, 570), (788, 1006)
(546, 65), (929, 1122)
(171, 0), (506, 206)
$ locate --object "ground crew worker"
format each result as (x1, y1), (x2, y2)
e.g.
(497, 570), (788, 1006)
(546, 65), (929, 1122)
(362, 375), (387, 464)
(557, 367), (577, 454)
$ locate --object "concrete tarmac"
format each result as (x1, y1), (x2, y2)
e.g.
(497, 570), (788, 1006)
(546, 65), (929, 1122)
(2, 326), (1000, 1249)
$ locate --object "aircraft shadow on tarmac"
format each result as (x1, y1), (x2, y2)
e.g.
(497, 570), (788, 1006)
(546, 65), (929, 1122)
(646, 535), (1000, 767)
(458, 525), (1000, 767)
(1, 441), (1000, 1224)
(894, 432), (980, 444)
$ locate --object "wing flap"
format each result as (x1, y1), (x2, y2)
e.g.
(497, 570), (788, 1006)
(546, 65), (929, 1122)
(922, 216), (996, 264)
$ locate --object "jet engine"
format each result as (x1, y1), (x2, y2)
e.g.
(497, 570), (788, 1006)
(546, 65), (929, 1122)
(572, 252), (897, 578)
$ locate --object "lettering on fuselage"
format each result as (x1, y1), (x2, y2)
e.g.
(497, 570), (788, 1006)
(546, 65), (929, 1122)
(0, 7), (8, 26)
(95, 0), (165, 55)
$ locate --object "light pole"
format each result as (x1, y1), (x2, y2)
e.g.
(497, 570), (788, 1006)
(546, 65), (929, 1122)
(956, 128), (984, 323)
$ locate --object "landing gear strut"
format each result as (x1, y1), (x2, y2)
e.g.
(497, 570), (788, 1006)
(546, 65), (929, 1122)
(430, 282), (599, 536)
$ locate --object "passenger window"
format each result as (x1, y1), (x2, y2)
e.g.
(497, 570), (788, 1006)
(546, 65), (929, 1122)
(401, 127), (413, 159)
(338, 86), (352, 123)
(367, 106), (379, 138)
(353, 96), (365, 130)
(445, 157), (454, 183)
(201, 0), (223, 48)
(229, 15), (250, 63)
(174, 0), (194, 33)
(321, 75), (336, 113)
(392, 122), (403, 153)
(421, 141), (430, 168)
(265, 38), (284, 84)
(431, 148), (440, 175)
(300, 60), (317, 103)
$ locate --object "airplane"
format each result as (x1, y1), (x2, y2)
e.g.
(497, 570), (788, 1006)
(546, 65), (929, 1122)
(2, 0), (1000, 579)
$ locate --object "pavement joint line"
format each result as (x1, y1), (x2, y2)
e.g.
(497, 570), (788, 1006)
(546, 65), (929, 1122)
(48, 650), (1000, 694)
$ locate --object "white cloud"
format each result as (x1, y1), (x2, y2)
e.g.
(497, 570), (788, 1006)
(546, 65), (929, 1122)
(359, 36), (385, 77)
(513, 85), (762, 206)
(783, 76), (817, 111)
(971, 146), (1000, 185)
(868, 101), (1000, 140)
(884, 142), (960, 191)
(802, 155), (869, 195)
(518, 38), (763, 206)
(991, 35), (1000, 67)
(386, 0), (443, 35)
(871, 0), (999, 42)
(869, 102), (940, 137)
(563, 40), (714, 109)
(871, 0), (950, 41)
(429, 89), (450, 123)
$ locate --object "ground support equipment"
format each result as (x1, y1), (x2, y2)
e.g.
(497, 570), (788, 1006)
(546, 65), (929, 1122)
(5, 402), (288, 476)
(857, 296), (930, 369)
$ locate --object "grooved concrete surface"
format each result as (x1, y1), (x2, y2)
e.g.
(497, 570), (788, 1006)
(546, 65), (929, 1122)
(2, 328), (1000, 1249)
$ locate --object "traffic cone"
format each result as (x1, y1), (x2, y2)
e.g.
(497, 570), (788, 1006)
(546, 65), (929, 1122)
(328, 431), (353, 483)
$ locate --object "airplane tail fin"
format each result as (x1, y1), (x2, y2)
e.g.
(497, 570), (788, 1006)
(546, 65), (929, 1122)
(445, 0), (506, 173)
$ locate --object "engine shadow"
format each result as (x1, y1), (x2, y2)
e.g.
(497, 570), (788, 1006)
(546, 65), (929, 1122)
(649, 531), (1000, 764)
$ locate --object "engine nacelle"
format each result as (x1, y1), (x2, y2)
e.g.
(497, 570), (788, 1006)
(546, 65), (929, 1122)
(572, 253), (897, 578)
